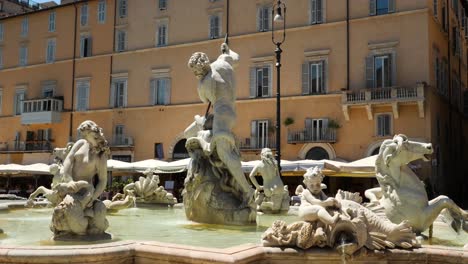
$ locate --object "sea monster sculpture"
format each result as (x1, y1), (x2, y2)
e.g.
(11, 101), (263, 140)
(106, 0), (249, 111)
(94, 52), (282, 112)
(364, 134), (467, 234)
(122, 169), (177, 205)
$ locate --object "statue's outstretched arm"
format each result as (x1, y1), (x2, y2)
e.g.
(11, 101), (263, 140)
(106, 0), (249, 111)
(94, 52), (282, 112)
(221, 43), (239, 68)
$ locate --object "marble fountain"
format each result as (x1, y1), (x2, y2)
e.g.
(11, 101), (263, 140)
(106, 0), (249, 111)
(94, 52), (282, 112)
(0, 43), (466, 264)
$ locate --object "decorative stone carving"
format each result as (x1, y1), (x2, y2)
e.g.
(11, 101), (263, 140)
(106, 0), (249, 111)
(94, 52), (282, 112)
(26, 164), (63, 207)
(183, 43), (256, 225)
(364, 134), (467, 234)
(262, 189), (420, 256)
(122, 169), (177, 205)
(103, 191), (136, 212)
(49, 121), (110, 241)
(249, 148), (289, 213)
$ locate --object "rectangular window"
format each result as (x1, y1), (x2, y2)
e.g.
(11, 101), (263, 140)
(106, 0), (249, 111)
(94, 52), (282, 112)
(118, 0), (128, 18)
(251, 120), (269, 149)
(98, 0), (106, 23)
(21, 17), (28, 37)
(209, 15), (220, 39)
(159, 0), (167, 10)
(249, 66), (272, 98)
(114, 125), (125, 145)
(305, 118), (328, 141)
(433, 0), (438, 18)
(80, 35), (92, 57)
(0, 23), (4, 41)
(310, 0), (323, 24)
(19, 46), (28, 66)
(302, 60), (326, 94)
(157, 23), (167, 46)
(154, 143), (164, 159)
(14, 89), (25, 115)
(0, 47), (3, 69)
(46, 39), (56, 63)
(369, 0), (395, 16)
(374, 55), (391, 88)
(76, 80), (90, 111)
(257, 6), (270, 32)
(111, 79), (127, 108)
(48, 12), (56, 32)
(376, 114), (391, 136)
(116, 30), (127, 52)
(80, 4), (88, 26)
(150, 78), (170, 105)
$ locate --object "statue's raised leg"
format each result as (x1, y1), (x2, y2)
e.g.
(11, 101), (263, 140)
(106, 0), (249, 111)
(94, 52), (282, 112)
(422, 195), (468, 233)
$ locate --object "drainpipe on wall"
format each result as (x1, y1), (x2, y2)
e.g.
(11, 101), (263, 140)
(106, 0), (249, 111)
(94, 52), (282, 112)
(69, 3), (78, 141)
(226, 0), (229, 36)
(346, 0), (349, 90)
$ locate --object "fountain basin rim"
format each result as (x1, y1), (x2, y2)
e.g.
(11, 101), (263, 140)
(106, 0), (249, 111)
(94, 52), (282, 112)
(0, 241), (466, 264)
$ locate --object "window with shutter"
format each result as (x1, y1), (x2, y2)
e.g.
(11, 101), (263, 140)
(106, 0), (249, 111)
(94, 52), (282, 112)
(19, 45), (28, 66)
(159, 0), (167, 10)
(46, 39), (56, 63)
(373, 54), (391, 88)
(81, 35), (92, 57)
(112, 79), (127, 108)
(258, 6), (270, 32)
(49, 12), (56, 32)
(98, 1), (106, 23)
(76, 80), (89, 111)
(157, 23), (167, 46)
(252, 120), (269, 149)
(118, 0), (127, 18)
(21, 17), (28, 37)
(80, 4), (88, 26)
(14, 89), (26, 115)
(433, 0), (438, 18)
(310, 0), (323, 24)
(376, 114), (391, 136)
(209, 15), (220, 39)
(116, 30), (127, 52)
(253, 66), (271, 98)
(306, 60), (326, 94)
(0, 23), (4, 42)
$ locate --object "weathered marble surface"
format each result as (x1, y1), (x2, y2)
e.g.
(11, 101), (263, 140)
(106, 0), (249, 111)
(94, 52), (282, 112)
(263, 167), (420, 256)
(123, 169), (177, 205)
(183, 43), (256, 225)
(364, 134), (467, 234)
(249, 148), (289, 214)
(48, 121), (110, 240)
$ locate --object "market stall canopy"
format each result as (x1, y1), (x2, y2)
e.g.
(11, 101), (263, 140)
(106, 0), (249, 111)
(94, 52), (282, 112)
(323, 155), (377, 178)
(0, 163), (51, 176)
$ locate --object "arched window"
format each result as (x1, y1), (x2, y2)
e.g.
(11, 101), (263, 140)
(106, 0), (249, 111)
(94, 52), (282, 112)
(172, 139), (189, 160)
(305, 146), (329, 160)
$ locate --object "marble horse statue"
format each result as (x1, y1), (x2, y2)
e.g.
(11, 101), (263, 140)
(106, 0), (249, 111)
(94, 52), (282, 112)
(365, 134), (467, 234)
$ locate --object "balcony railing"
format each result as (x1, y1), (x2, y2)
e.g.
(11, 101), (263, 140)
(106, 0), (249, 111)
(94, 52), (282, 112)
(0, 141), (52, 152)
(110, 135), (134, 147)
(237, 136), (276, 150)
(21, 98), (63, 125)
(342, 85), (423, 105)
(288, 128), (337, 144)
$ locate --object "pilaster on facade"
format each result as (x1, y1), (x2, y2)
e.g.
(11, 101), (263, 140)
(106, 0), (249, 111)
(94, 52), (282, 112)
(341, 83), (426, 121)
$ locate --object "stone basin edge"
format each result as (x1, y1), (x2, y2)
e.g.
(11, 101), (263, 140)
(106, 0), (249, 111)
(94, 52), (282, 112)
(0, 241), (466, 264)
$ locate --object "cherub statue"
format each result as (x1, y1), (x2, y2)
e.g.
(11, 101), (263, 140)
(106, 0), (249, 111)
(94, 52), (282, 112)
(298, 166), (340, 225)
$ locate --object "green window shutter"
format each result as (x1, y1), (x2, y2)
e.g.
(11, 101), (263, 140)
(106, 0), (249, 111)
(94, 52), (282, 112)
(311, 0), (317, 24)
(150, 79), (157, 105)
(251, 120), (257, 148)
(388, 0), (395, 13)
(164, 78), (171, 105)
(369, 0), (376, 16)
(110, 82), (115, 108)
(321, 60), (326, 93)
(302, 62), (309, 95)
(317, 0), (322, 23)
(366, 55), (374, 88)
(268, 65), (273, 97)
(250, 67), (256, 98)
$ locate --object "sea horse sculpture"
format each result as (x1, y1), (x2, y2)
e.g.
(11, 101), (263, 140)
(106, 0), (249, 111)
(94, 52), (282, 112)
(365, 134), (467, 234)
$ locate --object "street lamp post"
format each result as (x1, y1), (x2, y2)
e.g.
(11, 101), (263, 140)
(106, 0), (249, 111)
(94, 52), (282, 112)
(272, 0), (286, 175)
